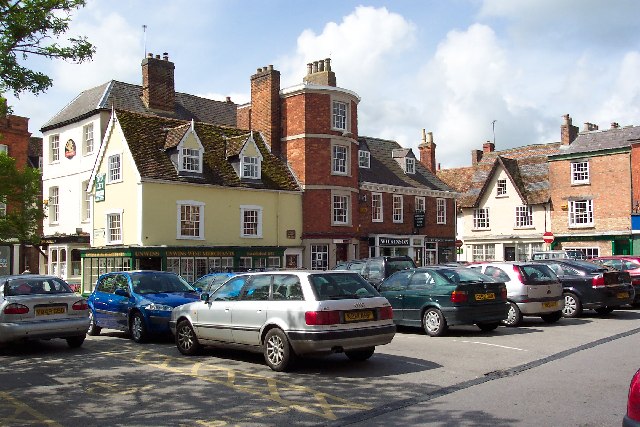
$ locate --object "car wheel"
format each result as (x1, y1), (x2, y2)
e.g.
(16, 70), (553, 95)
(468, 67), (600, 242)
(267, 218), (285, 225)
(502, 302), (522, 327)
(345, 347), (375, 361)
(264, 328), (296, 372)
(562, 292), (582, 318)
(66, 335), (85, 348)
(130, 312), (147, 343)
(540, 311), (563, 323)
(176, 320), (201, 355)
(423, 308), (448, 337)
(476, 322), (500, 332)
(595, 306), (615, 315)
(87, 309), (101, 336)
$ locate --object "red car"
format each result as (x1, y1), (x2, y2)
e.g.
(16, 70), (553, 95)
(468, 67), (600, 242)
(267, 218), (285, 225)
(625, 368), (640, 426)
(592, 256), (640, 306)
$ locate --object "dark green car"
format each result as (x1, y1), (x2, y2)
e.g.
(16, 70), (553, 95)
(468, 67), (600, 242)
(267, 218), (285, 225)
(378, 266), (509, 336)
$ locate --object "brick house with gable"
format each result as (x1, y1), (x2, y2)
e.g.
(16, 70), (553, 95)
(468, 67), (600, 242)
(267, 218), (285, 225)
(548, 114), (640, 256)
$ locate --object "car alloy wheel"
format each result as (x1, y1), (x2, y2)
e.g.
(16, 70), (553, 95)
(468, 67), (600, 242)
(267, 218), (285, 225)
(502, 302), (522, 327)
(264, 328), (295, 371)
(562, 292), (582, 318)
(423, 308), (447, 337)
(176, 320), (200, 355)
(130, 313), (147, 343)
(87, 310), (102, 336)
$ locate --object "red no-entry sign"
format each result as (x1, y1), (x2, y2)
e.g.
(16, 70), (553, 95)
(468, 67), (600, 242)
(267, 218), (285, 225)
(543, 232), (555, 244)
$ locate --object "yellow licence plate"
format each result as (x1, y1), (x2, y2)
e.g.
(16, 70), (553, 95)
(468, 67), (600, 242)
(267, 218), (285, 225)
(617, 292), (630, 299)
(475, 292), (495, 301)
(35, 307), (66, 316)
(344, 310), (374, 322)
(542, 301), (558, 308)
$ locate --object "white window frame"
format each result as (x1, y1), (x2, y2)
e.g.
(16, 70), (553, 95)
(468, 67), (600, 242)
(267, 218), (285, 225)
(436, 198), (446, 224)
(332, 193), (350, 225)
(0, 144), (7, 155)
(571, 161), (590, 185)
(268, 257), (281, 268)
(359, 150), (370, 168)
(332, 144), (348, 175)
(393, 194), (403, 223)
(49, 134), (60, 163)
(311, 244), (329, 270)
(569, 199), (594, 227)
(106, 210), (123, 245)
(176, 201), (205, 240)
(241, 155), (260, 179)
(472, 244), (495, 262)
(240, 205), (263, 238)
(107, 153), (122, 183)
(473, 207), (490, 229)
(497, 179), (507, 196)
(372, 193), (383, 222)
(81, 180), (91, 222)
(564, 246), (600, 259)
(83, 123), (94, 155)
(415, 196), (425, 213)
(515, 205), (533, 228)
(405, 158), (415, 174)
(49, 186), (59, 224)
(239, 257), (252, 268)
(332, 100), (348, 131)
(180, 147), (202, 173)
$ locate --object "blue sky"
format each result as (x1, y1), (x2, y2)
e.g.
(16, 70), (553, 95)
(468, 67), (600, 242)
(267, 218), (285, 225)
(7, 0), (640, 167)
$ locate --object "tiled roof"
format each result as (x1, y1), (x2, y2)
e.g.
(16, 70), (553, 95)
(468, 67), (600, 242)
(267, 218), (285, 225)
(443, 143), (561, 208)
(164, 123), (190, 149)
(114, 110), (299, 191)
(358, 136), (454, 193)
(225, 135), (246, 158)
(41, 81), (237, 132)
(553, 125), (640, 156)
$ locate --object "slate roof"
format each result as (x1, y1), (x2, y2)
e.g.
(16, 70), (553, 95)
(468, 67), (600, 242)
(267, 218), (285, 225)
(358, 136), (454, 193)
(439, 143), (561, 208)
(553, 125), (640, 156)
(114, 110), (299, 191)
(41, 81), (237, 132)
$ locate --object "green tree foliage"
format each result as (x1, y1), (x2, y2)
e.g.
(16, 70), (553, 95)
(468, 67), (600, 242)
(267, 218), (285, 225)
(0, 0), (95, 97)
(0, 152), (44, 245)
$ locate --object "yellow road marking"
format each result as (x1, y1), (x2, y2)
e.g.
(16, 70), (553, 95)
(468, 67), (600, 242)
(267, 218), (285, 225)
(0, 391), (63, 426)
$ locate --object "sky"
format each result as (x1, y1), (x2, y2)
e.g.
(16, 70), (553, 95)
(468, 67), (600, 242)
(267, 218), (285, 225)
(6, 0), (640, 168)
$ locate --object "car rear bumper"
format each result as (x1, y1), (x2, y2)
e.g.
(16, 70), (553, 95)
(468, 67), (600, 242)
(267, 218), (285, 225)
(0, 317), (89, 343)
(441, 303), (509, 326)
(582, 287), (635, 309)
(515, 298), (564, 315)
(287, 324), (396, 354)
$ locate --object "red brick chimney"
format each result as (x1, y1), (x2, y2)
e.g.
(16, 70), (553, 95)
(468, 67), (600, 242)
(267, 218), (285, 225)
(302, 58), (336, 87)
(471, 149), (483, 165)
(250, 65), (281, 154)
(561, 114), (579, 145)
(611, 122), (620, 129)
(483, 141), (495, 153)
(141, 52), (175, 112)
(418, 129), (436, 174)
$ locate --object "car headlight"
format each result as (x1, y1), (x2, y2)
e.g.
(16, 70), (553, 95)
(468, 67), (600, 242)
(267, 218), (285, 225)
(145, 303), (173, 311)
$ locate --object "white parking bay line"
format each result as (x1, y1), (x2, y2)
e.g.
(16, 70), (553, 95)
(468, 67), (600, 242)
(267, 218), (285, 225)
(454, 340), (528, 351)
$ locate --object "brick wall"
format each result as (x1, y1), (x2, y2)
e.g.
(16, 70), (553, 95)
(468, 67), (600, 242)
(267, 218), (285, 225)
(632, 143), (640, 208)
(141, 54), (175, 111)
(250, 66), (280, 154)
(0, 115), (30, 169)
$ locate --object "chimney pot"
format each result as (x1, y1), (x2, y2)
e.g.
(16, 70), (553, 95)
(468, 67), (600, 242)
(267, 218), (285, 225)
(325, 58), (331, 71)
(306, 63), (313, 75)
(226, 96), (231, 103)
(163, 52), (168, 60)
(147, 52), (153, 58)
(155, 54), (160, 59)
(611, 122), (620, 129)
(267, 65), (273, 71)
(313, 61), (319, 73)
(427, 131), (434, 144)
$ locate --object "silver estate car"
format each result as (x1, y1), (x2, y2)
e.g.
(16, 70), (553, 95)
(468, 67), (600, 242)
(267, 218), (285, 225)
(170, 270), (396, 371)
(0, 275), (89, 347)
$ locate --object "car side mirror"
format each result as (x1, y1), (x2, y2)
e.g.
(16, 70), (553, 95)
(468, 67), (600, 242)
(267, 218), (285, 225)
(200, 292), (210, 303)
(194, 287), (202, 293)
(114, 288), (129, 297)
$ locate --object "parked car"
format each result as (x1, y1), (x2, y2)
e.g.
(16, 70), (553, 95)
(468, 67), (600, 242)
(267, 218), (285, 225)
(531, 250), (585, 261)
(534, 259), (634, 317)
(625, 368), (640, 427)
(87, 270), (200, 342)
(192, 272), (236, 293)
(377, 266), (509, 336)
(591, 256), (640, 306)
(468, 262), (564, 326)
(170, 270), (396, 371)
(0, 275), (89, 347)
(360, 256), (417, 289)
(333, 260), (366, 274)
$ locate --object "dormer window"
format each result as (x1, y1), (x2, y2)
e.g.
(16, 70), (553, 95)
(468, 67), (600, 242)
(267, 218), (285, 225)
(405, 158), (415, 174)
(181, 148), (201, 172)
(242, 156), (260, 179)
(359, 150), (370, 168)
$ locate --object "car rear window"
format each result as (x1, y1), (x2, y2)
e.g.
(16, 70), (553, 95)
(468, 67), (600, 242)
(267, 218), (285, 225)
(434, 268), (498, 284)
(521, 265), (556, 281)
(310, 273), (379, 300)
(5, 277), (73, 295)
(387, 260), (416, 275)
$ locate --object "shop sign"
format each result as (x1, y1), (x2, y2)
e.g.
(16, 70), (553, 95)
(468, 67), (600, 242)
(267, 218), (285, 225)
(379, 237), (410, 246)
(95, 174), (106, 202)
(286, 230), (296, 239)
(414, 212), (425, 228)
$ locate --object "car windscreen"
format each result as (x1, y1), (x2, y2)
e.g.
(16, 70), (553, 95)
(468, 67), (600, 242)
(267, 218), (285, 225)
(431, 268), (498, 284)
(131, 273), (195, 294)
(5, 277), (73, 296)
(387, 260), (416, 275)
(310, 273), (380, 300)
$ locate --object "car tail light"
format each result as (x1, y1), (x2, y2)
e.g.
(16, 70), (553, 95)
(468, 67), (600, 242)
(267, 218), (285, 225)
(512, 265), (525, 283)
(592, 275), (606, 288)
(450, 290), (468, 303)
(305, 310), (341, 325)
(628, 370), (640, 421)
(378, 306), (393, 320)
(72, 300), (89, 311)
(4, 303), (29, 315)
(500, 286), (507, 300)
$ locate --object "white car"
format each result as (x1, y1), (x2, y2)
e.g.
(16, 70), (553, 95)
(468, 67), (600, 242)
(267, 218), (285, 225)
(468, 262), (564, 326)
(170, 270), (396, 371)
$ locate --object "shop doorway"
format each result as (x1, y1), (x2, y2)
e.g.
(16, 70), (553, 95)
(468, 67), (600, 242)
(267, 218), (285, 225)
(504, 246), (516, 261)
(335, 243), (348, 263)
(138, 256), (162, 270)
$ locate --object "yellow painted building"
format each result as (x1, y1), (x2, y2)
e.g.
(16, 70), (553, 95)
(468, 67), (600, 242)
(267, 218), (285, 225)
(81, 109), (303, 293)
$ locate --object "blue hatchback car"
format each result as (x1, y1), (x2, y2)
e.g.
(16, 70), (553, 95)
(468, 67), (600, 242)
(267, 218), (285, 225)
(87, 270), (200, 343)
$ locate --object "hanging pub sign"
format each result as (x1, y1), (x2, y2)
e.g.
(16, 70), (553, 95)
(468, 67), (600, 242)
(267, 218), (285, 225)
(414, 212), (425, 228)
(95, 174), (106, 202)
(64, 139), (76, 158)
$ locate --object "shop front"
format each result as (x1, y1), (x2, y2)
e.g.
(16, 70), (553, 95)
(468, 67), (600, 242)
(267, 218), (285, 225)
(367, 235), (425, 265)
(80, 246), (298, 295)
